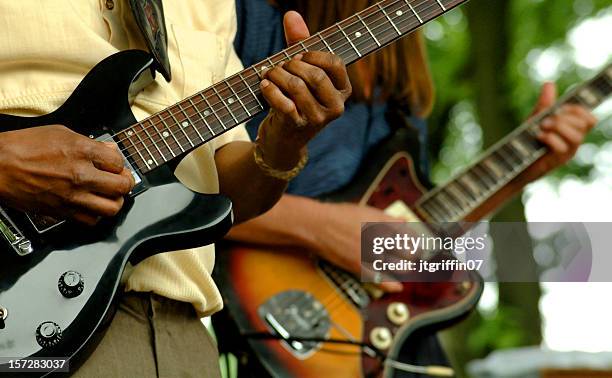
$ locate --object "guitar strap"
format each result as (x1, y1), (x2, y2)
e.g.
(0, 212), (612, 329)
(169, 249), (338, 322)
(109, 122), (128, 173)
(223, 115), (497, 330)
(129, 0), (172, 82)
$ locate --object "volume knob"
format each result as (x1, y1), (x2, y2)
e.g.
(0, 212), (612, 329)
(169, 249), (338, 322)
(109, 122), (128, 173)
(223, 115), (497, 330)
(36, 321), (62, 348)
(58, 271), (84, 298)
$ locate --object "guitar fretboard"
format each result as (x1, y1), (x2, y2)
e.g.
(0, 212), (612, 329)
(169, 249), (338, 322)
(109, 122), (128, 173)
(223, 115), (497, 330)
(117, 0), (467, 172)
(415, 64), (612, 223)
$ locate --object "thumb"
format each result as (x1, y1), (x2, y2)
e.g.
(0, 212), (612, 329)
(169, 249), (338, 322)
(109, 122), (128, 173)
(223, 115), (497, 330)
(531, 82), (557, 117)
(283, 11), (310, 46)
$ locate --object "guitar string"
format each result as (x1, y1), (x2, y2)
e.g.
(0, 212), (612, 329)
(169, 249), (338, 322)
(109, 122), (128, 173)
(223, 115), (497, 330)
(95, 0), (450, 166)
(105, 0), (446, 166)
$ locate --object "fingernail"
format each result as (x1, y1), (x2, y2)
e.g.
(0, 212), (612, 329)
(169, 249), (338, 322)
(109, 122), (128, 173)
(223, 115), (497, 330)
(294, 53), (303, 60)
(260, 79), (270, 88)
(541, 118), (554, 128)
(388, 282), (404, 293)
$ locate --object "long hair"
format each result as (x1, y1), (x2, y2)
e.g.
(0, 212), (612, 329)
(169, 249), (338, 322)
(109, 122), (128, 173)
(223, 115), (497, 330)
(272, 0), (435, 117)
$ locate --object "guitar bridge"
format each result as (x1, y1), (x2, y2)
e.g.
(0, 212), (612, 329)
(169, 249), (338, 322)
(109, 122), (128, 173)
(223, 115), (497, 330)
(0, 206), (33, 256)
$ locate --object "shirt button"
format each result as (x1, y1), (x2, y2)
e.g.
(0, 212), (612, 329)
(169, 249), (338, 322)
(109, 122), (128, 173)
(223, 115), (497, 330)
(105, 0), (114, 10)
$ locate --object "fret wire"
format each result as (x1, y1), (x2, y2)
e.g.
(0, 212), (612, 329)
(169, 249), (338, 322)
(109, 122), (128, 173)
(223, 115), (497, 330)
(319, 34), (334, 53)
(405, 0), (423, 23)
(298, 40), (309, 52)
(471, 165), (495, 187)
(266, 57), (275, 69)
(436, 0), (446, 11)
(120, 132), (146, 170)
(437, 191), (461, 216)
(200, 93), (227, 130)
(168, 108), (195, 148)
(336, 23), (361, 57)
(281, 50), (292, 60)
(416, 204), (439, 223)
(491, 150), (513, 172)
(510, 138), (531, 158)
(422, 199), (445, 222)
(130, 126), (154, 168)
(225, 80), (251, 117)
(435, 193), (458, 218)
(187, 97), (215, 136)
(148, 118), (176, 158)
(238, 72), (264, 110)
(377, 2), (401, 35)
(175, 104), (201, 143)
(159, 115), (186, 153)
(212, 85), (239, 124)
(448, 182), (472, 206)
(501, 143), (523, 166)
(357, 14), (381, 47)
(178, 102), (206, 142)
(454, 178), (477, 201)
(139, 119), (166, 162)
(482, 158), (504, 179)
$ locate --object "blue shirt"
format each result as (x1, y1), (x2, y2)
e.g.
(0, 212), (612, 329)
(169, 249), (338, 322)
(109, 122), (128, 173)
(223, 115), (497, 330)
(234, 0), (428, 197)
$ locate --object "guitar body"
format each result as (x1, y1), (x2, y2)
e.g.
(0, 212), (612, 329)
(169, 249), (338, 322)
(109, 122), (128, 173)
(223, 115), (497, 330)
(0, 50), (233, 375)
(215, 129), (483, 378)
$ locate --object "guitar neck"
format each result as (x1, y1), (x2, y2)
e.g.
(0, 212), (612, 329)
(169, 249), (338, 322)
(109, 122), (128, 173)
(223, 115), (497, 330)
(414, 64), (612, 223)
(118, 0), (467, 173)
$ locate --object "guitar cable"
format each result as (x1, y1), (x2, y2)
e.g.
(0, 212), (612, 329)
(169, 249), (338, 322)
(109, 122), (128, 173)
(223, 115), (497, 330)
(243, 332), (455, 377)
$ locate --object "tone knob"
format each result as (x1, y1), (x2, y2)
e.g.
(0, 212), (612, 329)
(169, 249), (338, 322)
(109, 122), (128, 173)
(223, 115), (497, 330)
(0, 306), (7, 329)
(370, 327), (393, 350)
(387, 302), (410, 325)
(58, 271), (84, 298)
(36, 321), (62, 348)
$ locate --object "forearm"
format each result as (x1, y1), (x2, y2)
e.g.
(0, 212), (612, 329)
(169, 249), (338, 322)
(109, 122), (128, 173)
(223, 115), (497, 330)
(215, 141), (301, 224)
(226, 194), (321, 248)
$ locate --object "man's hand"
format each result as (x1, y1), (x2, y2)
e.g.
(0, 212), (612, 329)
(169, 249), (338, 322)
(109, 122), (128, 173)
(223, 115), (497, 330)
(523, 82), (598, 182)
(0, 125), (135, 225)
(256, 11), (352, 170)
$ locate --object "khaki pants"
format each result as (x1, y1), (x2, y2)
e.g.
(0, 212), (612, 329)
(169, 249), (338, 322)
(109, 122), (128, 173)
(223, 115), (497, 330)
(73, 292), (221, 378)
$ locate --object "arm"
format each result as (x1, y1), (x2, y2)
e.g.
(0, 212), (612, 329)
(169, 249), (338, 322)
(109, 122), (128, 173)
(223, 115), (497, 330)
(466, 83), (597, 222)
(216, 11), (351, 223)
(227, 194), (322, 247)
(227, 194), (404, 292)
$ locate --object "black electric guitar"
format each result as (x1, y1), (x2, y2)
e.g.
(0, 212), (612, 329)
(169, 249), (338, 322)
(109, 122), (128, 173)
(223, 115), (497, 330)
(0, 0), (469, 375)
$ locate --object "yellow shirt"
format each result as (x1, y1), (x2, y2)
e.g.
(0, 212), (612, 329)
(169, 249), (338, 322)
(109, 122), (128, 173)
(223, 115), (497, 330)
(0, 0), (249, 315)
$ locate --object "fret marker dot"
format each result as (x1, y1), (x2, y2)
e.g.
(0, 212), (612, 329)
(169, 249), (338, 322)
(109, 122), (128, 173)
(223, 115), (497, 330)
(204, 110), (211, 116)
(162, 131), (170, 138)
(127, 130), (134, 136)
(396, 10), (403, 16)
(228, 98), (235, 104)
(147, 159), (153, 165)
(181, 121), (189, 128)
(355, 31), (362, 38)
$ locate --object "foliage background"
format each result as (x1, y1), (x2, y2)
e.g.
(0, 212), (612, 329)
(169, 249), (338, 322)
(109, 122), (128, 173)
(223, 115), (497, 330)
(423, 0), (612, 375)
